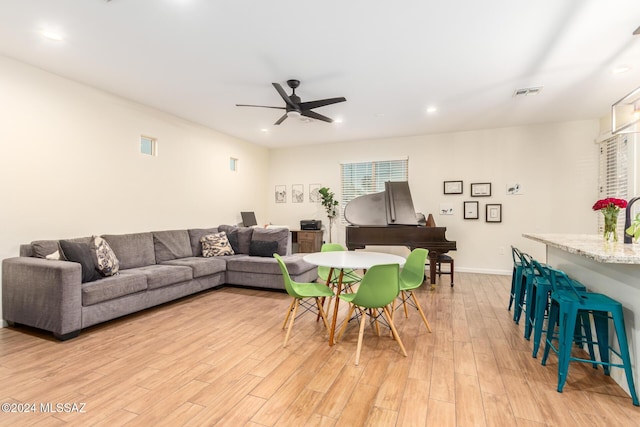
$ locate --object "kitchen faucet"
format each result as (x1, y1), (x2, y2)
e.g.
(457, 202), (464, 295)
(624, 196), (640, 243)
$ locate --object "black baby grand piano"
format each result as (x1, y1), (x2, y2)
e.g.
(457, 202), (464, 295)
(344, 181), (456, 285)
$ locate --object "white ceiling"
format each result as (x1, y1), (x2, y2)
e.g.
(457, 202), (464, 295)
(1, 0), (640, 148)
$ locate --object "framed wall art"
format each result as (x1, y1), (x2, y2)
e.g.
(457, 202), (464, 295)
(439, 203), (454, 215)
(275, 185), (286, 203)
(463, 201), (479, 219)
(292, 184), (304, 203)
(506, 182), (523, 195)
(471, 182), (492, 197)
(443, 180), (463, 195)
(486, 203), (502, 223)
(309, 183), (321, 203)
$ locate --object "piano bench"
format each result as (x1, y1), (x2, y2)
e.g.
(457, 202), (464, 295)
(436, 254), (454, 287)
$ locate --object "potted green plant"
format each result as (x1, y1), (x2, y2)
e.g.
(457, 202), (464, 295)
(319, 187), (339, 243)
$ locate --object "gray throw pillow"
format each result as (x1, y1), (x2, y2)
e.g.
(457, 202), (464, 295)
(59, 240), (102, 283)
(251, 228), (288, 256)
(249, 240), (279, 257)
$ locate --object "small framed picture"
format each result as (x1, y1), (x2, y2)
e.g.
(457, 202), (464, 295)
(471, 182), (492, 197)
(275, 185), (286, 203)
(443, 180), (463, 194)
(464, 201), (479, 219)
(506, 182), (523, 195)
(439, 203), (454, 215)
(292, 184), (304, 203)
(486, 204), (502, 223)
(309, 183), (321, 203)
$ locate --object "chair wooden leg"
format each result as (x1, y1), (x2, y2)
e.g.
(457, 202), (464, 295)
(315, 297), (331, 333)
(371, 309), (381, 336)
(283, 299), (299, 348)
(336, 304), (356, 343)
(409, 291), (432, 333)
(355, 308), (367, 365)
(383, 306), (408, 357)
(401, 291), (409, 318)
(282, 298), (296, 329)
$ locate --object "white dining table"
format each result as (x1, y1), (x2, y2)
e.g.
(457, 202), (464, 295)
(303, 251), (406, 346)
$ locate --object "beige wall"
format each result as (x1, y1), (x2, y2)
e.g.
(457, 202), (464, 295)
(267, 120), (601, 274)
(0, 55), (269, 322)
(0, 52), (605, 325)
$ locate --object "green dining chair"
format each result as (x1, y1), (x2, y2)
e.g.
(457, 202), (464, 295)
(274, 254), (335, 347)
(392, 248), (432, 333)
(317, 243), (362, 290)
(335, 263), (407, 365)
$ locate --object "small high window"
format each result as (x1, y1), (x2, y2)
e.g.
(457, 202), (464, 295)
(230, 157), (238, 171)
(140, 136), (157, 156)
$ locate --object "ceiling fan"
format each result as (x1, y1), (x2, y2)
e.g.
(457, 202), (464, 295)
(236, 79), (346, 125)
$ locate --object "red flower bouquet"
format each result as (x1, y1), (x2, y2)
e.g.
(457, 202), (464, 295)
(593, 198), (627, 241)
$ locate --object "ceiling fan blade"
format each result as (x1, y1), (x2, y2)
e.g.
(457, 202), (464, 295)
(272, 83), (298, 109)
(274, 113), (288, 125)
(235, 104), (285, 110)
(301, 110), (333, 123)
(299, 97), (346, 111)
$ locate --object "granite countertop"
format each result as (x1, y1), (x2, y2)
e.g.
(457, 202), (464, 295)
(523, 233), (640, 264)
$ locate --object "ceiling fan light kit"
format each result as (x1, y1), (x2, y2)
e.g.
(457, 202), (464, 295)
(236, 79), (346, 126)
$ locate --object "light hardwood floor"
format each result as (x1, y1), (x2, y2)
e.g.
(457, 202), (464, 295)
(1, 272), (639, 426)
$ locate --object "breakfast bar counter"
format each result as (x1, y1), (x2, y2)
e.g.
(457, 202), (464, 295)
(523, 233), (640, 397)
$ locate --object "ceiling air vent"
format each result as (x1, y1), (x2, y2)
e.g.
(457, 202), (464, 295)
(513, 87), (543, 97)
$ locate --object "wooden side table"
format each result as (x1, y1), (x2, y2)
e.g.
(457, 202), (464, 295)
(291, 230), (322, 253)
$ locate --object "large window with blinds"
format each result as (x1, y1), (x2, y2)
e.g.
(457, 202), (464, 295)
(598, 134), (629, 235)
(340, 158), (409, 222)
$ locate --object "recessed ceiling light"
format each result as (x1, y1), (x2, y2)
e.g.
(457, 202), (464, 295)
(426, 106), (437, 114)
(613, 66), (631, 74)
(41, 29), (64, 41)
(260, 128), (268, 133)
(334, 117), (343, 124)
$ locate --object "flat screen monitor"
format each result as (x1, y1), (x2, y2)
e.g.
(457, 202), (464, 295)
(241, 211), (258, 227)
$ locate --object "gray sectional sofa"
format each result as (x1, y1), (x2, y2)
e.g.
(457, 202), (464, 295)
(2, 225), (318, 340)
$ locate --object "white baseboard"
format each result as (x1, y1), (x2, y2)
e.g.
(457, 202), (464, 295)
(454, 267), (511, 276)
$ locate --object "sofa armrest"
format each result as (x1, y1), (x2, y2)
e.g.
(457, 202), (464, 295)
(2, 257), (82, 338)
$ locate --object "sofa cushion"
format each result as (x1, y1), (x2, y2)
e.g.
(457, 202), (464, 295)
(102, 233), (156, 270)
(162, 257), (227, 278)
(123, 264), (193, 290)
(226, 253), (315, 275)
(153, 230), (192, 263)
(218, 225), (253, 254)
(91, 236), (120, 276)
(249, 240), (279, 257)
(59, 240), (102, 283)
(188, 227), (218, 256)
(82, 272), (148, 306)
(251, 228), (288, 256)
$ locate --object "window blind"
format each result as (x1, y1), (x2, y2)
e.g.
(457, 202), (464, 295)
(598, 134), (629, 235)
(340, 158), (409, 222)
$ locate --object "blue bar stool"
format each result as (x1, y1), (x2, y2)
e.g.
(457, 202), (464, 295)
(508, 246), (524, 316)
(523, 256), (588, 358)
(541, 266), (639, 406)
